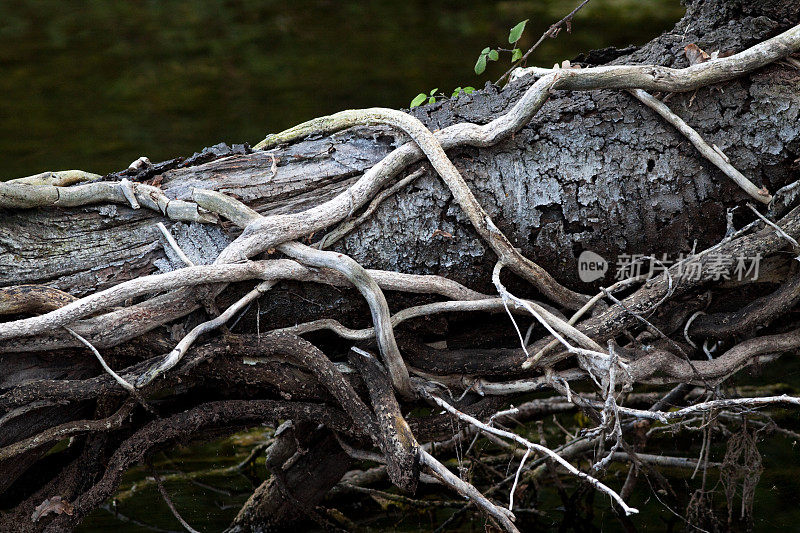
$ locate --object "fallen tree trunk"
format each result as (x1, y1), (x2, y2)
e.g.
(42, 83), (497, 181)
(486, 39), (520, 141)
(1, 0), (800, 531)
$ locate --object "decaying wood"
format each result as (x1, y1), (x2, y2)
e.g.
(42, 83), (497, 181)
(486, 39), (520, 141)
(2, 1), (800, 531)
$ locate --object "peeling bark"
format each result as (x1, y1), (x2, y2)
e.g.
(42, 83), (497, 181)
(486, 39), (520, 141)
(1, 1), (800, 531)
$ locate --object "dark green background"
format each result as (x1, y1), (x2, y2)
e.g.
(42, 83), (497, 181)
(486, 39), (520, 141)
(0, 0), (683, 179)
(14, 2), (798, 532)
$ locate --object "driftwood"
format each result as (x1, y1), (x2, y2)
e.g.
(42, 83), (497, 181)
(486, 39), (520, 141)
(1, 1), (800, 531)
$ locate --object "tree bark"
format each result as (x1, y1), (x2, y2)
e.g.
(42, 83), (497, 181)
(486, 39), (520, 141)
(1, 0), (800, 531)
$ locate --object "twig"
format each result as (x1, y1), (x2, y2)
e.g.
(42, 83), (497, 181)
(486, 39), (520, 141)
(493, 263), (613, 383)
(419, 449), (519, 533)
(598, 287), (715, 392)
(527, 274), (648, 366)
(591, 342), (623, 472)
(608, 452), (721, 470)
(274, 297), (556, 340)
(334, 434), (386, 463)
(423, 391), (638, 516)
(156, 222), (195, 267)
(629, 89), (771, 204)
(317, 167), (426, 249)
(496, 0), (593, 86)
(65, 326), (135, 393)
(590, 394), (800, 423)
(684, 311), (705, 349)
(492, 263), (604, 357)
(747, 202), (800, 248)
(508, 447), (531, 510)
(136, 281), (275, 387)
(469, 369), (587, 396)
(149, 467), (202, 533)
(342, 483), (461, 508)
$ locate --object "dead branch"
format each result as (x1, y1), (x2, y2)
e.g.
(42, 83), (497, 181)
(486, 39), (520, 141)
(1, 18), (799, 533)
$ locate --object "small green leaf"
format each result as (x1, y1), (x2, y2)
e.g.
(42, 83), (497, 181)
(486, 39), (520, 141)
(463, 86), (476, 94)
(428, 96), (436, 104)
(509, 19), (528, 44)
(410, 93), (427, 108)
(481, 46), (491, 55)
(452, 87), (462, 97)
(430, 88), (438, 96)
(488, 49), (499, 61)
(475, 54), (487, 74)
(512, 48), (523, 62)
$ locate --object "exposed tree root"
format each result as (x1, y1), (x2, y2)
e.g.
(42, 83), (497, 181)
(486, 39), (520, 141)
(1, 20), (800, 533)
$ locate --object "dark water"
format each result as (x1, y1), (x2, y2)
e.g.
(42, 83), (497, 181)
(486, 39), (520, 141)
(12, 1), (799, 532)
(1, 0), (683, 180)
(77, 373), (800, 533)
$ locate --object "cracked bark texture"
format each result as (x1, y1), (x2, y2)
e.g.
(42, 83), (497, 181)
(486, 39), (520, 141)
(1, 1), (799, 530)
(1, 1), (797, 301)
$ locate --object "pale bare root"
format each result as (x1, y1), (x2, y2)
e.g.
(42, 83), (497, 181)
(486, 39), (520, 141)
(1, 24), (800, 532)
